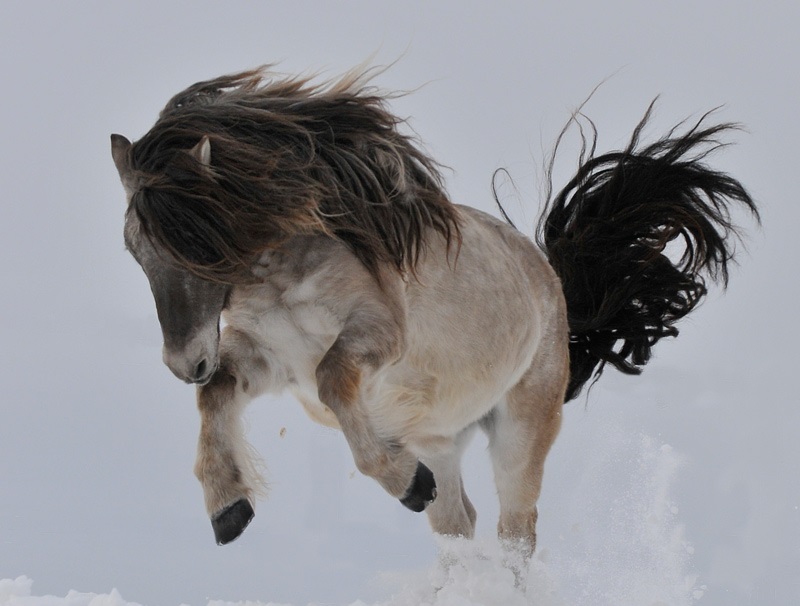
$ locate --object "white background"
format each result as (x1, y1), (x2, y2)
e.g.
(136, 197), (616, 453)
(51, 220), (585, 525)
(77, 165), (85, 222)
(1, 1), (797, 604)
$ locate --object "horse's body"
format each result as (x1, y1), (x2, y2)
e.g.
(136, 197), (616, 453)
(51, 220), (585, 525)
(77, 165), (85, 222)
(210, 204), (566, 545)
(111, 66), (756, 552)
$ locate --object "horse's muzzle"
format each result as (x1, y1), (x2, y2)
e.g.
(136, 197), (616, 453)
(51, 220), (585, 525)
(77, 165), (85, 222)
(163, 346), (219, 386)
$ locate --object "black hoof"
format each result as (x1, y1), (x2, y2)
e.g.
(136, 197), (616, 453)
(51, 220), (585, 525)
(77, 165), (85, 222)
(211, 498), (254, 545)
(400, 462), (437, 512)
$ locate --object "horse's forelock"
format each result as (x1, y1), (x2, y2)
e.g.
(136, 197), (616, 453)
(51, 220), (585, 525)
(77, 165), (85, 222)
(130, 186), (226, 270)
(128, 162), (319, 284)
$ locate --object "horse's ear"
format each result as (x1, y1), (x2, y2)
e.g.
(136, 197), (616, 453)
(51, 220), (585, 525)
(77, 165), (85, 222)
(189, 135), (212, 169)
(110, 134), (132, 178)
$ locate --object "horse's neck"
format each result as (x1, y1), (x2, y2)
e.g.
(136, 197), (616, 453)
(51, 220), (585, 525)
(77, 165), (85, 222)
(226, 233), (395, 329)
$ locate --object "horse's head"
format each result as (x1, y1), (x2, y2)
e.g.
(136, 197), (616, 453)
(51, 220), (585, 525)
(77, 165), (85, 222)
(111, 134), (229, 385)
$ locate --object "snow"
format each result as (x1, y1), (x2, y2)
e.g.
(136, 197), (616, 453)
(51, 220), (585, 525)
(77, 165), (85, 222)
(0, 577), (140, 606)
(2, 434), (703, 606)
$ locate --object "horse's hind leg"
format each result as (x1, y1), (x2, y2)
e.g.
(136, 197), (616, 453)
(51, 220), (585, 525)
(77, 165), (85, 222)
(419, 426), (478, 538)
(481, 359), (566, 557)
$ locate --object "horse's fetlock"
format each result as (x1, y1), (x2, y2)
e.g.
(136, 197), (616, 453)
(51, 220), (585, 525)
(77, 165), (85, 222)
(354, 451), (389, 478)
(194, 448), (242, 488)
(498, 508), (538, 551)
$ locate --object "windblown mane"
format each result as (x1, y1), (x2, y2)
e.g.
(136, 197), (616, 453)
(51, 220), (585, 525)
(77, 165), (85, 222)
(124, 66), (462, 282)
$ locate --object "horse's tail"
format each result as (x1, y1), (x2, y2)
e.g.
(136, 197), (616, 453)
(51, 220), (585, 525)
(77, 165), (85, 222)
(537, 102), (759, 401)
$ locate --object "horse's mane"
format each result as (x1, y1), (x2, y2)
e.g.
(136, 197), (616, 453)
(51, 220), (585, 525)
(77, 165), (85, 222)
(125, 66), (462, 282)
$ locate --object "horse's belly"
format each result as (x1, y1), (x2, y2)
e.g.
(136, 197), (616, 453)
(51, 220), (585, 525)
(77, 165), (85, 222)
(367, 335), (538, 444)
(290, 386), (341, 429)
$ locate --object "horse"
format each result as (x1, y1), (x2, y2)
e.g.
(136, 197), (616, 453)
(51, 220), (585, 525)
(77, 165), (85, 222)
(110, 66), (757, 554)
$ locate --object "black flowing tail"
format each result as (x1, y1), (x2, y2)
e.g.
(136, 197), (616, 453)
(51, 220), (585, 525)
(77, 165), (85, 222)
(537, 103), (759, 401)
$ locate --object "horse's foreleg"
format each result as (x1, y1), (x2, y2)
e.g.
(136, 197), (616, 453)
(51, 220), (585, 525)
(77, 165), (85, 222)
(315, 316), (436, 511)
(194, 328), (271, 545)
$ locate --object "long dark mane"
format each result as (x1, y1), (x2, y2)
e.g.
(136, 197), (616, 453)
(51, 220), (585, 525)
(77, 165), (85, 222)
(123, 66), (461, 282)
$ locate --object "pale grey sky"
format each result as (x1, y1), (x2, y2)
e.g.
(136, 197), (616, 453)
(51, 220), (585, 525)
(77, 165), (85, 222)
(1, 1), (797, 604)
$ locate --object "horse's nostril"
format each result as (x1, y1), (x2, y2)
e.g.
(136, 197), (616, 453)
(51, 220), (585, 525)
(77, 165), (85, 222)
(195, 358), (208, 380)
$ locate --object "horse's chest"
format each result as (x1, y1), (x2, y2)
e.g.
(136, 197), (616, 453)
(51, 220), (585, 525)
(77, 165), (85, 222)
(271, 306), (337, 366)
(227, 290), (341, 382)
(258, 304), (343, 427)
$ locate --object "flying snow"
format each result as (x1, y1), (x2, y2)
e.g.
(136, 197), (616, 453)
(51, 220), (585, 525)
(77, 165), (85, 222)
(2, 433), (703, 606)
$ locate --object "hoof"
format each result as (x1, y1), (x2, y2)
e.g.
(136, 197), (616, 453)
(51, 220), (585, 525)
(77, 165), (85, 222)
(211, 498), (254, 545)
(400, 462), (437, 512)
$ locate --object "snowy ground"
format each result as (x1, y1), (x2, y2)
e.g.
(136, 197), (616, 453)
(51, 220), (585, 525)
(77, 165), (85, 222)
(1, 425), (710, 606)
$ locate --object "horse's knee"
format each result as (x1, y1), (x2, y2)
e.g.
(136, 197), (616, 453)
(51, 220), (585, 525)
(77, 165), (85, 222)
(197, 365), (237, 412)
(353, 450), (390, 478)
